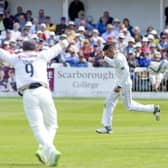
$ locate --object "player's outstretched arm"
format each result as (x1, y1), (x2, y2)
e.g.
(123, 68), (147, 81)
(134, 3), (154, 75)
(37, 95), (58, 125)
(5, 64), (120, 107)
(42, 30), (76, 61)
(0, 49), (16, 65)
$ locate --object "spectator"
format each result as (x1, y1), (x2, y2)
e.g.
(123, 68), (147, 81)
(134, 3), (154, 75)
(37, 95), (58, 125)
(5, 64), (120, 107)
(150, 29), (159, 46)
(14, 6), (26, 22)
(38, 9), (46, 24)
(55, 16), (67, 35)
(67, 21), (76, 31)
(101, 24), (115, 41)
(132, 26), (142, 42)
(141, 37), (150, 54)
(0, 14), (4, 34)
(26, 9), (34, 22)
(99, 11), (113, 24)
(138, 49), (152, 67)
(45, 16), (56, 32)
(0, 69), (8, 91)
(86, 16), (96, 31)
(74, 52), (88, 67)
(127, 50), (139, 80)
(75, 10), (86, 27)
(121, 27), (132, 44)
(3, 10), (14, 30)
(122, 17), (133, 36)
(112, 18), (121, 39)
(80, 39), (93, 61)
(64, 45), (79, 67)
(18, 14), (26, 32)
(30, 18), (39, 34)
(148, 51), (164, 91)
(93, 49), (105, 67)
(116, 33), (127, 53)
(68, 0), (85, 21)
(123, 37), (135, 57)
(10, 22), (21, 41)
(97, 15), (108, 35)
(7, 69), (17, 92)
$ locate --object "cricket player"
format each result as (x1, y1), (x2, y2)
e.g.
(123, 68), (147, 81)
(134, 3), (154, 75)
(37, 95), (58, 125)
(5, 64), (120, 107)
(96, 43), (160, 134)
(0, 37), (73, 166)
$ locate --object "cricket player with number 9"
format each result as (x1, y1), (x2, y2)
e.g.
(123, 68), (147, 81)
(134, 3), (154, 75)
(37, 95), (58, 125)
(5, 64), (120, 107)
(0, 32), (75, 166)
(96, 42), (160, 134)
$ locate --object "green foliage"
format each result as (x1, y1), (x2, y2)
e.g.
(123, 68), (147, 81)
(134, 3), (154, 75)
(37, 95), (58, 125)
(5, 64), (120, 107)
(0, 98), (167, 168)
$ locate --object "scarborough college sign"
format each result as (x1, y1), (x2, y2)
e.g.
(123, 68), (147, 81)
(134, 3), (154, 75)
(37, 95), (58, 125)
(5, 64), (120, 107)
(53, 67), (115, 97)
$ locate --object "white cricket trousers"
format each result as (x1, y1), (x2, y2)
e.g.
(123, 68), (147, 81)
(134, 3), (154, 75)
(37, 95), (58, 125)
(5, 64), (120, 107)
(23, 87), (58, 149)
(102, 83), (155, 127)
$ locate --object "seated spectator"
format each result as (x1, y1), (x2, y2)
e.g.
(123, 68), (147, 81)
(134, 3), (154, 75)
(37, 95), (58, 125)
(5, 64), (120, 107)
(45, 16), (56, 32)
(121, 27), (132, 44)
(55, 16), (67, 35)
(7, 69), (17, 92)
(64, 45), (79, 67)
(158, 34), (168, 52)
(67, 21), (76, 31)
(112, 18), (121, 38)
(3, 10), (14, 30)
(123, 37), (135, 57)
(0, 69), (8, 92)
(127, 50), (139, 80)
(148, 52), (164, 91)
(74, 52), (88, 67)
(138, 49), (152, 67)
(80, 39), (93, 61)
(86, 16), (96, 31)
(26, 9), (33, 22)
(116, 33), (127, 53)
(14, 6), (26, 22)
(97, 15), (108, 35)
(75, 10), (86, 27)
(38, 9), (46, 24)
(10, 22), (21, 41)
(144, 26), (154, 37)
(122, 17), (133, 36)
(132, 26), (142, 42)
(99, 10), (113, 24)
(150, 29), (159, 46)
(93, 50), (105, 67)
(134, 42), (142, 58)
(141, 37), (150, 53)
(18, 14), (26, 32)
(101, 24), (116, 41)
(0, 14), (5, 34)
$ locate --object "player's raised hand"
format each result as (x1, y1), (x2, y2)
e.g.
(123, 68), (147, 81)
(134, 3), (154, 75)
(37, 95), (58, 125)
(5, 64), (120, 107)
(66, 30), (76, 44)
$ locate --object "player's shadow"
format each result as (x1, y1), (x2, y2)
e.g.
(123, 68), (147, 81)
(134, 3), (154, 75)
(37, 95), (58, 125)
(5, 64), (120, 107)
(0, 163), (43, 167)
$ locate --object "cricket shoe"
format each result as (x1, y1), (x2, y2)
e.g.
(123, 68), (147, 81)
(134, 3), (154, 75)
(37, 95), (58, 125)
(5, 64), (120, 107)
(36, 147), (48, 165)
(47, 148), (61, 167)
(96, 126), (112, 134)
(153, 105), (160, 121)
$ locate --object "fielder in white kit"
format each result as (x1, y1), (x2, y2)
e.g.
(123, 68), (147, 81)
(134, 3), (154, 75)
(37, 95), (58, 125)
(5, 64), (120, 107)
(0, 38), (71, 166)
(96, 43), (160, 134)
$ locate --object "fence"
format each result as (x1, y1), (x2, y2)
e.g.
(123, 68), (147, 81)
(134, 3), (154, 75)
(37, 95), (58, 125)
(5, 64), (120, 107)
(0, 66), (168, 98)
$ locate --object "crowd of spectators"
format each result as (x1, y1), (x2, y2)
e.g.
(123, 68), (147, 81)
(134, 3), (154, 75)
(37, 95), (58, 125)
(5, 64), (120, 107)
(1, 5), (168, 91)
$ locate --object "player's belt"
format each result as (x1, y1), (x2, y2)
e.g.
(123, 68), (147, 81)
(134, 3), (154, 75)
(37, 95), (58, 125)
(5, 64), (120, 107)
(18, 82), (48, 96)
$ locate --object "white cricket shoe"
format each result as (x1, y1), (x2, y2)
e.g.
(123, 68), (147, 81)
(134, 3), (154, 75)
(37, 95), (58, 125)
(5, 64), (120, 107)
(96, 126), (112, 134)
(47, 148), (61, 167)
(153, 105), (160, 121)
(36, 147), (48, 165)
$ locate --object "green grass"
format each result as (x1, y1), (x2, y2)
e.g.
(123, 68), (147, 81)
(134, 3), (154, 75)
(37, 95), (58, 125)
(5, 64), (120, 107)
(0, 98), (168, 168)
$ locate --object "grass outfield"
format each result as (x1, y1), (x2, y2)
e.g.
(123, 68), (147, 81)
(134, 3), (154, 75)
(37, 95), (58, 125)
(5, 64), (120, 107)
(0, 98), (168, 168)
